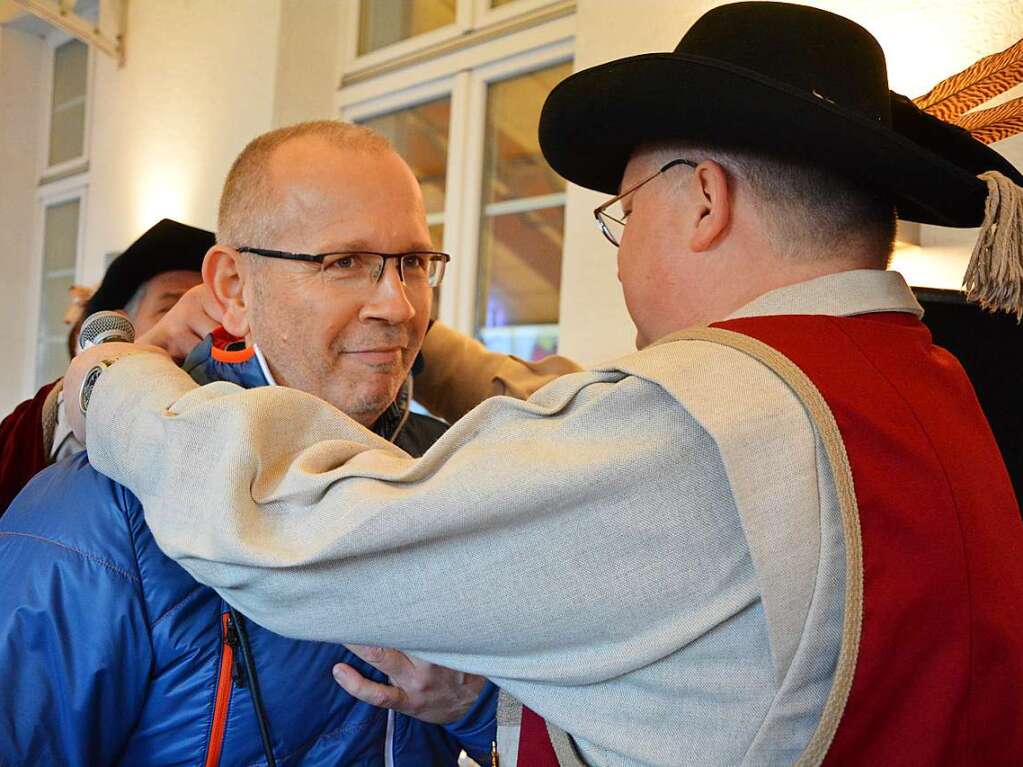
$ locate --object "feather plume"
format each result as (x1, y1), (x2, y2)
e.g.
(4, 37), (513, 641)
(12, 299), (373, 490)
(953, 96), (1023, 144)
(914, 37), (1023, 122)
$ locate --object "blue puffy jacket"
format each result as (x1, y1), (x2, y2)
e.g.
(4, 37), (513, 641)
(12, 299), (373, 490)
(0, 335), (496, 766)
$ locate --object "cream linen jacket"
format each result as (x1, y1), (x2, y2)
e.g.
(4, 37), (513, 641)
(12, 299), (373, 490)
(86, 270), (923, 767)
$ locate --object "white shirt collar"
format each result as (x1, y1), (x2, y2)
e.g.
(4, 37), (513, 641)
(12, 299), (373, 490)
(252, 344), (278, 386)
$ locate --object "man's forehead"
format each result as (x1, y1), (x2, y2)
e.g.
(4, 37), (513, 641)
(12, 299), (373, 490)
(270, 137), (406, 184)
(271, 142), (419, 208)
(264, 142), (423, 239)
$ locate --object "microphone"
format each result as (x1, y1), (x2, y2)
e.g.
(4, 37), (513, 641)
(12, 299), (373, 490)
(77, 311), (136, 353)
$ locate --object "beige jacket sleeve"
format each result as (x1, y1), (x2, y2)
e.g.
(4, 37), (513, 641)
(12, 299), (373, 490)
(415, 322), (583, 422)
(85, 351), (750, 689)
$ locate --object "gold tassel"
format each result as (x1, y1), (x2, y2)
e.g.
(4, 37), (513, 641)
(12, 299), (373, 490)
(964, 171), (1023, 321)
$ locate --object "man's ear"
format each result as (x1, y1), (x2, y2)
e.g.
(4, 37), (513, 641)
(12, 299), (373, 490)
(687, 160), (732, 253)
(202, 245), (250, 338)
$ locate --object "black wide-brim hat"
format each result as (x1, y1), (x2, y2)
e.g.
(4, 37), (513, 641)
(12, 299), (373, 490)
(87, 218), (213, 313)
(539, 1), (1023, 227)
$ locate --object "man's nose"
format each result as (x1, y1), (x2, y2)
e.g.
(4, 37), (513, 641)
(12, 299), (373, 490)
(360, 260), (417, 324)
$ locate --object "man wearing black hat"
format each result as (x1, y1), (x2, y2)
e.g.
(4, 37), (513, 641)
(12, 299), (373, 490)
(64, 3), (1023, 765)
(0, 218), (209, 514)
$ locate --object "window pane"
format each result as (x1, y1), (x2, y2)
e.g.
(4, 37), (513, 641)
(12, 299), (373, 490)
(40, 274), (73, 338)
(48, 40), (88, 166)
(477, 206), (563, 326)
(361, 98), (450, 216)
(481, 63), (569, 204)
(358, 0), (456, 55)
(49, 101), (86, 166)
(51, 39), (87, 106)
(37, 340), (70, 388)
(476, 62), (571, 358)
(42, 199), (80, 273)
(37, 199), (80, 387)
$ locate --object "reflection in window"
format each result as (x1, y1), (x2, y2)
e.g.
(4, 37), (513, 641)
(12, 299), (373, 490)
(476, 61), (571, 360)
(358, 0), (456, 55)
(48, 39), (88, 167)
(360, 97), (452, 317)
(37, 200), (80, 386)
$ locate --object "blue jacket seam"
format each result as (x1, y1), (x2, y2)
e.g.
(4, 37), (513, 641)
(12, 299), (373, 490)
(151, 586), (206, 630)
(0, 531), (141, 585)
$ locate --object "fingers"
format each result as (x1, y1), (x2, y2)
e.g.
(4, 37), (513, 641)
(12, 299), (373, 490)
(197, 283), (225, 324)
(344, 644), (417, 679)
(137, 285), (222, 361)
(166, 332), (204, 364)
(185, 284), (224, 337)
(332, 663), (410, 711)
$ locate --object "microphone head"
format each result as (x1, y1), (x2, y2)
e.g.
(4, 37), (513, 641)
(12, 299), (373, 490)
(78, 311), (136, 353)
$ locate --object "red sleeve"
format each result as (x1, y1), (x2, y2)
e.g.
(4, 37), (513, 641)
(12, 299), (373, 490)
(0, 382), (57, 516)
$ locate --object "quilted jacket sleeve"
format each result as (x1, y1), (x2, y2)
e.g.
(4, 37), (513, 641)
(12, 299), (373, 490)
(0, 455), (154, 766)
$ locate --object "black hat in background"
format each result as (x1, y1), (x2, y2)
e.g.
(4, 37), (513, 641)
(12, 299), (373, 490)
(86, 218), (213, 314)
(538, 1), (1023, 228)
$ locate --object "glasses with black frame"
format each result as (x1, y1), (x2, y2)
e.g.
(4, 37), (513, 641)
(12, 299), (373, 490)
(237, 247), (451, 288)
(593, 158), (698, 247)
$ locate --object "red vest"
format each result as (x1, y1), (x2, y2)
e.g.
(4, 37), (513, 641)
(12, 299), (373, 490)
(0, 381), (56, 516)
(518, 313), (1023, 765)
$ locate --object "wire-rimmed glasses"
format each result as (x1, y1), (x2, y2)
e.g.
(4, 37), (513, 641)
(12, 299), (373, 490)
(237, 247), (451, 288)
(593, 158), (698, 247)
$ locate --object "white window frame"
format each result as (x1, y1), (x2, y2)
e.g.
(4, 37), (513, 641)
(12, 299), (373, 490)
(340, 19), (573, 336)
(342, 0), (472, 75)
(342, 0), (569, 77)
(472, 0), (564, 29)
(40, 27), (94, 181)
(461, 47), (572, 335)
(28, 177), (89, 391)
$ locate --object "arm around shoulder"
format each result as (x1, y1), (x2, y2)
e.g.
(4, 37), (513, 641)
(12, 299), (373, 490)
(414, 321), (583, 423)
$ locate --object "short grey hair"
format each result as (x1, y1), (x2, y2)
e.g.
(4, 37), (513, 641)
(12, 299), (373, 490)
(121, 281), (147, 319)
(218, 120), (393, 249)
(648, 141), (897, 266)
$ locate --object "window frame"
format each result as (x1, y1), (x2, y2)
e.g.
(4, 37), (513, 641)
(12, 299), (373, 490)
(342, 0), (570, 77)
(455, 44), (573, 336)
(29, 177), (89, 392)
(472, 0), (566, 29)
(342, 0), (472, 76)
(340, 26), (573, 337)
(40, 28), (93, 181)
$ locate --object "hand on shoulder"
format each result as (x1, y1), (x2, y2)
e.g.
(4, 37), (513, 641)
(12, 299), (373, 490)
(65, 342), (171, 445)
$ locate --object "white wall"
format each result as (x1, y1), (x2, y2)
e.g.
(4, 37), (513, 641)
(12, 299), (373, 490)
(82, 0), (283, 283)
(273, 0), (344, 128)
(558, 0), (1023, 364)
(0, 26), (47, 413)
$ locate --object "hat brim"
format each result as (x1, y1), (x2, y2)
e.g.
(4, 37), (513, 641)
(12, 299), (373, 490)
(539, 53), (1022, 227)
(87, 218), (213, 313)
